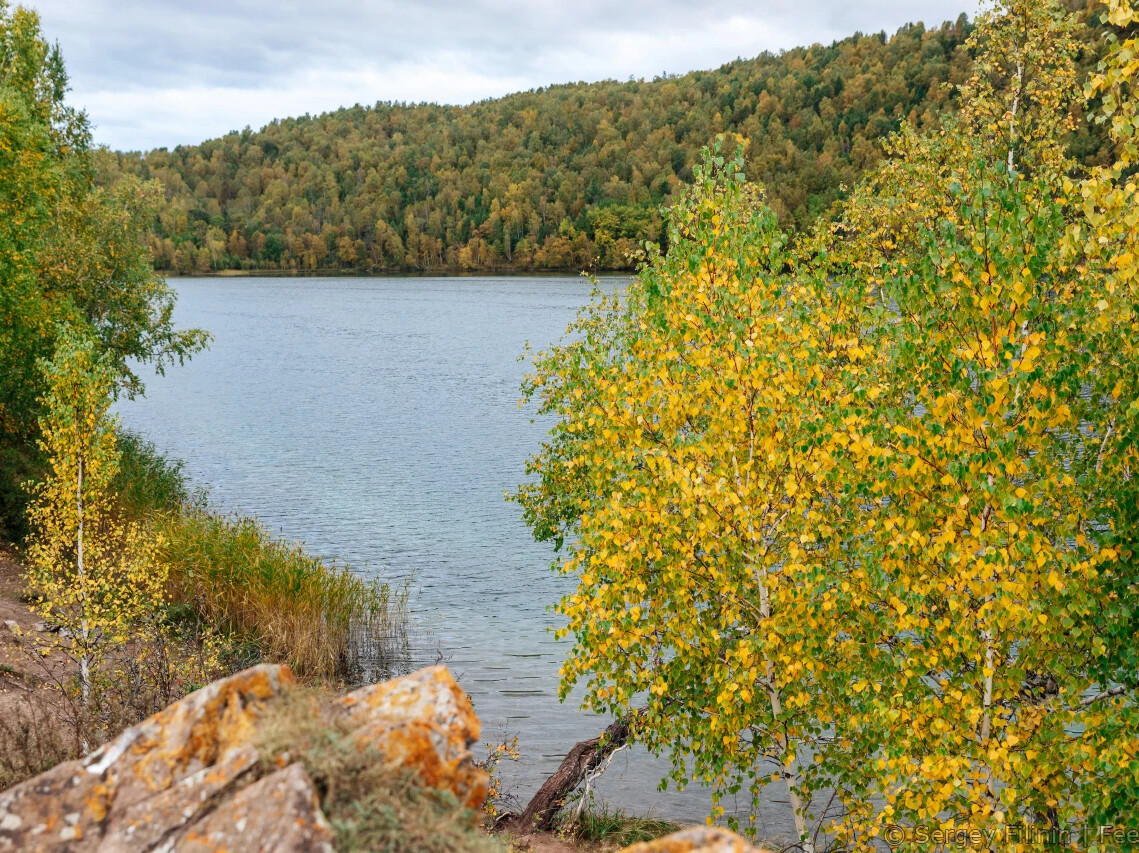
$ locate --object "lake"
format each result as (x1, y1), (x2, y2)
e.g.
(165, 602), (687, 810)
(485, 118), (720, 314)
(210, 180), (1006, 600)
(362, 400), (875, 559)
(117, 274), (797, 835)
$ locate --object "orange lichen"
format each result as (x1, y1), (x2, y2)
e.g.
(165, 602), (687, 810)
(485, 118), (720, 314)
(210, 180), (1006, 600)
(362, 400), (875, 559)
(82, 781), (115, 822)
(126, 665), (293, 794)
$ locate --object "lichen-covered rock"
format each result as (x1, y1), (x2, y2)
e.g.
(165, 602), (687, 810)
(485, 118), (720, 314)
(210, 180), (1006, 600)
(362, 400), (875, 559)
(619, 827), (773, 853)
(339, 664), (488, 810)
(176, 763), (333, 853)
(0, 663), (292, 852)
(0, 663), (487, 852)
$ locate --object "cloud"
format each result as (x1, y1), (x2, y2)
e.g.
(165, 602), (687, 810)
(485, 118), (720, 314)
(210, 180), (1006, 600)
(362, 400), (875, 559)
(32, 0), (977, 150)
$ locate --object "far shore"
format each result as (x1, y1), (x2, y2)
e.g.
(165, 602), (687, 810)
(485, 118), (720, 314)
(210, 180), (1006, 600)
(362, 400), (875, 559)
(166, 267), (636, 279)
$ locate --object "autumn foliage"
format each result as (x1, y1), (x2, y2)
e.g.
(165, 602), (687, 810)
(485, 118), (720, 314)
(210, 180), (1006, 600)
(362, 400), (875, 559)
(109, 14), (989, 274)
(519, 0), (1139, 847)
(24, 328), (169, 703)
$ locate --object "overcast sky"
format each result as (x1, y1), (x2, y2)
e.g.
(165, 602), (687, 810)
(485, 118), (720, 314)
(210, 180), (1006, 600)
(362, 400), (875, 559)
(33, 0), (977, 152)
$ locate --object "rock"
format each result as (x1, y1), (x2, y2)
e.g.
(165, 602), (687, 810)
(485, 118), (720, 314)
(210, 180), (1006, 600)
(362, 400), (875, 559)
(619, 827), (774, 853)
(339, 664), (488, 810)
(0, 663), (291, 852)
(176, 763), (333, 853)
(2, 620), (17, 634)
(0, 663), (487, 852)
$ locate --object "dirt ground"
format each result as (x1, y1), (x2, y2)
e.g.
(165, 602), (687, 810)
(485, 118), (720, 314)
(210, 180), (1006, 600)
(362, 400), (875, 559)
(0, 542), (71, 695)
(505, 832), (590, 853)
(0, 543), (84, 787)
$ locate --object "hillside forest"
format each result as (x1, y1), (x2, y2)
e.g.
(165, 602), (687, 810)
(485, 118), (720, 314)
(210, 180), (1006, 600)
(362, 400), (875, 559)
(106, 3), (1107, 275)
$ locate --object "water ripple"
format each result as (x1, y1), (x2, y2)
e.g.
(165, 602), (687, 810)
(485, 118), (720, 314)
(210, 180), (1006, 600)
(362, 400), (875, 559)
(116, 275), (789, 836)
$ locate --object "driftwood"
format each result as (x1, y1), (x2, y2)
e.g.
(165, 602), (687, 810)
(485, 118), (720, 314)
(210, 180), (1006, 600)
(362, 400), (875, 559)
(504, 708), (644, 832)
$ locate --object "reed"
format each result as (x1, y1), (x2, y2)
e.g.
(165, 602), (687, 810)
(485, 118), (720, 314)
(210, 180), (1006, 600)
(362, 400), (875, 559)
(113, 431), (201, 517)
(155, 510), (407, 680)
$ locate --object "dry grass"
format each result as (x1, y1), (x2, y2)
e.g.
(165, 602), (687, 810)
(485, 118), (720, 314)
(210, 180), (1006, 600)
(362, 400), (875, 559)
(114, 432), (409, 683)
(254, 687), (504, 853)
(0, 615), (238, 789)
(0, 691), (78, 789)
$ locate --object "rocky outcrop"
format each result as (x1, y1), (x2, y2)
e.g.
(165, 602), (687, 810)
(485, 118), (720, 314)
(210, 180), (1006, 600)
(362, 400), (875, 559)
(0, 663), (486, 852)
(619, 827), (773, 853)
(338, 663), (487, 811)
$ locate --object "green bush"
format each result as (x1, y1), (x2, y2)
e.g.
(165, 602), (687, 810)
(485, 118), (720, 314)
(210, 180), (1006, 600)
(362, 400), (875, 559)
(559, 802), (679, 846)
(113, 431), (201, 517)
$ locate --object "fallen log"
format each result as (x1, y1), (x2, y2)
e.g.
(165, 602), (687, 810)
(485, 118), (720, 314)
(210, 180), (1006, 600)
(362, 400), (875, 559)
(504, 707), (644, 832)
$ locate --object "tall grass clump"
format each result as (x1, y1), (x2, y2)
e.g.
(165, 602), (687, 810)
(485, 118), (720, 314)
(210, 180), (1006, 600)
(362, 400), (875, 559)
(254, 688), (503, 853)
(558, 802), (679, 847)
(155, 511), (408, 680)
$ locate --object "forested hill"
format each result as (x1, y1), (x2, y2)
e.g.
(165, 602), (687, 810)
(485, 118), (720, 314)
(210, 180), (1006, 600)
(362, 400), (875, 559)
(106, 10), (1105, 275)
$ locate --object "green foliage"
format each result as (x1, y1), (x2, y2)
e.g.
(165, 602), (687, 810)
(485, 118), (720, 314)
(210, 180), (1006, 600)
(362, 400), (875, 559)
(1066, 0), (1139, 833)
(0, 2), (207, 538)
(802, 3), (1128, 839)
(154, 509), (407, 680)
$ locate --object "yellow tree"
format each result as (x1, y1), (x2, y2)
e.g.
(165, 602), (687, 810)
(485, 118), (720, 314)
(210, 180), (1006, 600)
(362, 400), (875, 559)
(26, 327), (167, 704)
(1064, 0), (1139, 833)
(521, 2), (1138, 847)
(517, 143), (861, 846)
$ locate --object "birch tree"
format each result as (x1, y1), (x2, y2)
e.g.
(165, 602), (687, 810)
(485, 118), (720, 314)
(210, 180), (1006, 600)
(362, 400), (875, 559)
(26, 327), (167, 705)
(812, 1), (1138, 846)
(517, 144), (859, 846)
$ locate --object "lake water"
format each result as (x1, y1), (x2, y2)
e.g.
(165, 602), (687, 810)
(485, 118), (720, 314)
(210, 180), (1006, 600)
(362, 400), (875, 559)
(117, 275), (798, 836)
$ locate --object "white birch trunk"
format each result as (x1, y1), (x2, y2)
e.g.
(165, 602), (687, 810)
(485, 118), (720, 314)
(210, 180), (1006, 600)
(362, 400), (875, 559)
(76, 455), (91, 705)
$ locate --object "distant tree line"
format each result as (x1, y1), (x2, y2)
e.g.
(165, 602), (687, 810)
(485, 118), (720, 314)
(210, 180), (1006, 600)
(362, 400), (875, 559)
(105, 5), (1107, 275)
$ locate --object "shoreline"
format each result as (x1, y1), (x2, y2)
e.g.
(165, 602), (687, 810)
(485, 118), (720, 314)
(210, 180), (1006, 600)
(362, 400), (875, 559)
(165, 267), (635, 279)
(0, 541), (680, 852)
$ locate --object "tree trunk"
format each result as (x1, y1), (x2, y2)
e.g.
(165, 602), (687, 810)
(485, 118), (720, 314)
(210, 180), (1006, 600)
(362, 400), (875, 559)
(505, 709), (642, 832)
(76, 455), (91, 705)
(759, 578), (815, 853)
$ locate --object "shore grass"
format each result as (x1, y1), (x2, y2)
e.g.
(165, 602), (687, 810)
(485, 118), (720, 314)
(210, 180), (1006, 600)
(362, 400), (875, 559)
(156, 511), (406, 679)
(560, 802), (679, 847)
(113, 431), (202, 516)
(115, 431), (408, 681)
